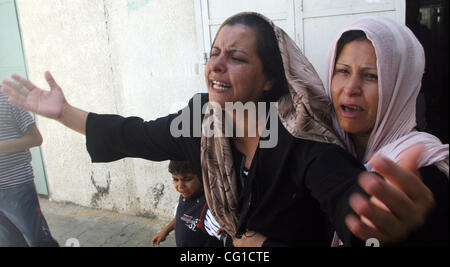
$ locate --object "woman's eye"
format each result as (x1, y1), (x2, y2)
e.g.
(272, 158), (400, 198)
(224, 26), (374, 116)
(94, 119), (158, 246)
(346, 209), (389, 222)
(231, 57), (244, 62)
(364, 73), (378, 81)
(336, 69), (349, 75)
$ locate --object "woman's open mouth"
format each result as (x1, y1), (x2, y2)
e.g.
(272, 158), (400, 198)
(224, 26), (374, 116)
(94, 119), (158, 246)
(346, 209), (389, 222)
(210, 80), (232, 92)
(340, 104), (363, 118)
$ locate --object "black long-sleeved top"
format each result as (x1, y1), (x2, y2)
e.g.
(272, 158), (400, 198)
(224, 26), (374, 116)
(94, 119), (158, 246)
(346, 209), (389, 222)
(85, 93), (448, 246)
(86, 93), (366, 246)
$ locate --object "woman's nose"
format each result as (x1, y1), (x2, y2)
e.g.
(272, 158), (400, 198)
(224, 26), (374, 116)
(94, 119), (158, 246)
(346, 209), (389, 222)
(209, 55), (226, 73)
(344, 75), (362, 96)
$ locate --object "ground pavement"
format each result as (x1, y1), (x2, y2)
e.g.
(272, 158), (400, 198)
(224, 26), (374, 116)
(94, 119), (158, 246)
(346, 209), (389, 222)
(39, 197), (176, 247)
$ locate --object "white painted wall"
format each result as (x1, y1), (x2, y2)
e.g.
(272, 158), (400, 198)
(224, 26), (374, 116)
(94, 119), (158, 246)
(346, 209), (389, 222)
(15, 0), (205, 219)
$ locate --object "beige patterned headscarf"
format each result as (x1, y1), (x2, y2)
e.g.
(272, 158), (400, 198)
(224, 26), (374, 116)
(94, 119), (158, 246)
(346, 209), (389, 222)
(200, 12), (343, 237)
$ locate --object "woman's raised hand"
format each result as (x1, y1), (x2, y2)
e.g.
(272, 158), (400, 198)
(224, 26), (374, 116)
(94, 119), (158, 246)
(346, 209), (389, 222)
(345, 144), (435, 245)
(1, 71), (67, 121)
(1, 71), (88, 135)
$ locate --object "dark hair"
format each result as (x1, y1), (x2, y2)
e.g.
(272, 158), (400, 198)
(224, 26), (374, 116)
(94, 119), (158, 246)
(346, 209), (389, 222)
(335, 30), (368, 63)
(168, 160), (196, 175)
(219, 14), (289, 102)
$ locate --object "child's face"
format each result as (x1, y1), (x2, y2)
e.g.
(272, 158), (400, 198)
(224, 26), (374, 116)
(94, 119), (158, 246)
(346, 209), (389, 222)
(172, 172), (202, 199)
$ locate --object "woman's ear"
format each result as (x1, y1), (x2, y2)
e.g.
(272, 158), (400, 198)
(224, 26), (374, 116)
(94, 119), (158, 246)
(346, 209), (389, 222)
(263, 79), (275, 92)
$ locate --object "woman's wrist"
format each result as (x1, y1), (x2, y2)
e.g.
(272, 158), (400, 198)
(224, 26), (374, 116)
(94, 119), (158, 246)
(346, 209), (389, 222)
(57, 102), (71, 124)
(57, 103), (88, 135)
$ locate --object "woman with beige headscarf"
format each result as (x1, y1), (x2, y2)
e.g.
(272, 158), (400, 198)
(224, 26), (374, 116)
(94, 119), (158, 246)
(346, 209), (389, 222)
(1, 12), (428, 247)
(326, 16), (448, 246)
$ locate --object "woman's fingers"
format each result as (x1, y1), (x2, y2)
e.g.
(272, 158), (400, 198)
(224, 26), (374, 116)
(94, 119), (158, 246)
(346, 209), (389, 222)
(10, 74), (39, 92)
(44, 71), (60, 91)
(358, 173), (417, 225)
(1, 80), (29, 107)
(397, 143), (424, 177)
(2, 79), (26, 96)
(345, 214), (388, 244)
(3, 72), (69, 120)
(369, 153), (435, 214)
(351, 149), (436, 244)
(349, 193), (405, 240)
(3, 74), (42, 111)
(369, 151), (421, 200)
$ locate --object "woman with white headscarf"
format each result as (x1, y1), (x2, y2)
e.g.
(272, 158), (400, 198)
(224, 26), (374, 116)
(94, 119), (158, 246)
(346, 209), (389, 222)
(326, 16), (448, 245)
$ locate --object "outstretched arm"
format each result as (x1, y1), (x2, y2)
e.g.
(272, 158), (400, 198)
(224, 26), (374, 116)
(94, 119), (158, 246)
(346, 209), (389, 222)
(1, 71), (88, 135)
(0, 124), (42, 153)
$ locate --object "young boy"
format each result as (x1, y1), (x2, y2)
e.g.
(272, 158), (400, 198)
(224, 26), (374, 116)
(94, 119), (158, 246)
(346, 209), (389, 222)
(0, 89), (58, 247)
(152, 160), (223, 247)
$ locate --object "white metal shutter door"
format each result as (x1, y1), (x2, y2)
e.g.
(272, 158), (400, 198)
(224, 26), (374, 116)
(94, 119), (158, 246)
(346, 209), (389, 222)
(196, 0), (296, 63)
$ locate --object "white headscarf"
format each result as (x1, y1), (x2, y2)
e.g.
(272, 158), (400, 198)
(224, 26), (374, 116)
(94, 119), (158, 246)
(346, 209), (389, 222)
(325, 16), (448, 176)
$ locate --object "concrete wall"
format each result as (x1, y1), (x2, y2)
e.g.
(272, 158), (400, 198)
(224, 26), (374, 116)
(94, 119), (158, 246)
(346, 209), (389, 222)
(15, 0), (205, 219)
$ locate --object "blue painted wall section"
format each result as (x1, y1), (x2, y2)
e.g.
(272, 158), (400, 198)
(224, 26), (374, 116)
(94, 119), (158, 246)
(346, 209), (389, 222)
(127, 0), (150, 13)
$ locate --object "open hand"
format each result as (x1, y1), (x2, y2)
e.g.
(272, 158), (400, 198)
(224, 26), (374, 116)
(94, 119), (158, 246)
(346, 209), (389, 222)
(1, 71), (68, 121)
(346, 144), (435, 245)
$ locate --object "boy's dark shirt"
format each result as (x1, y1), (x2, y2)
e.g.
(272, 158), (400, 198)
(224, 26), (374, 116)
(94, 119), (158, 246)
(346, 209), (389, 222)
(175, 193), (223, 247)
